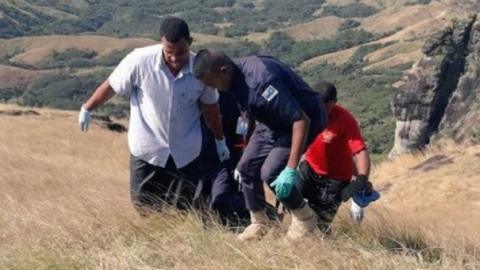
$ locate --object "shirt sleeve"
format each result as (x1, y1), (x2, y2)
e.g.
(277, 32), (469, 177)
(199, 86), (219, 105)
(257, 80), (304, 128)
(344, 111), (366, 155)
(108, 51), (138, 96)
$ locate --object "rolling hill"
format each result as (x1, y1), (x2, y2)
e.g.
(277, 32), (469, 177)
(0, 104), (478, 269)
(0, 0), (479, 156)
(1, 1), (480, 267)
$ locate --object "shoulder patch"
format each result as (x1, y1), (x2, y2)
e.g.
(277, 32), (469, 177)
(261, 85), (279, 102)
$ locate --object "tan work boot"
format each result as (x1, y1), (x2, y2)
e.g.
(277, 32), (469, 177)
(286, 202), (318, 241)
(237, 210), (269, 242)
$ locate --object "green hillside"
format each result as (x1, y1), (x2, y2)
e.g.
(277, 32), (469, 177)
(0, 0), (470, 157)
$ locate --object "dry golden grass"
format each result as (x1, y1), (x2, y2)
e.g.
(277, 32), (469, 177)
(362, 42), (423, 71)
(300, 12), (448, 69)
(361, 41), (422, 70)
(242, 16), (342, 43)
(241, 31), (273, 44)
(326, 0), (357, 6)
(191, 33), (235, 45)
(359, 2), (449, 35)
(364, 42), (421, 63)
(371, 140), (480, 244)
(300, 1), (472, 69)
(0, 104), (479, 269)
(363, 50), (420, 70)
(300, 47), (358, 68)
(285, 16), (343, 42)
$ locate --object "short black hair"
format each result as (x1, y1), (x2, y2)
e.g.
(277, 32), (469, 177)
(193, 49), (232, 78)
(159, 17), (191, 43)
(313, 80), (337, 103)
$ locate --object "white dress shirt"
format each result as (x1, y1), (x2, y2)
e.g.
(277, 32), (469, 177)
(109, 44), (218, 168)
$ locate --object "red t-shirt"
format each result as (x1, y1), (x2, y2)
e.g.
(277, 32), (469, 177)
(304, 104), (366, 181)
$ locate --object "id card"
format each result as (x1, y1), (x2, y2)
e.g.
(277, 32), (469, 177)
(235, 116), (248, 135)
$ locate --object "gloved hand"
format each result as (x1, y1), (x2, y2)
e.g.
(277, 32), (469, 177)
(233, 169), (242, 184)
(270, 167), (297, 199)
(215, 138), (230, 162)
(353, 189), (380, 208)
(78, 105), (91, 132)
(350, 200), (364, 223)
(341, 174), (369, 202)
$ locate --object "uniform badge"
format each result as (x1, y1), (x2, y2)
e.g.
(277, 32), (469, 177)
(322, 130), (334, 143)
(261, 85), (279, 102)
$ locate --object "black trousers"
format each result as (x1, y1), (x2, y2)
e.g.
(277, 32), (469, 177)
(130, 155), (200, 215)
(296, 161), (349, 233)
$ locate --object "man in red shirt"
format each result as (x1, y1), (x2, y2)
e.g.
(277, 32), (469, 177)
(287, 80), (373, 239)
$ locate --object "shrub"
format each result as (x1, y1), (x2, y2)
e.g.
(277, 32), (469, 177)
(38, 49), (98, 69)
(18, 70), (110, 110)
(302, 61), (402, 156)
(339, 19), (361, 31)
(323, 3), (379, 18)
(264, 30), (375, 66)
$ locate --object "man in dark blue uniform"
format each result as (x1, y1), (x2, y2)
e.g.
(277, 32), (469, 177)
(195, 91), (249, 226)
(193, 49), (328, 241)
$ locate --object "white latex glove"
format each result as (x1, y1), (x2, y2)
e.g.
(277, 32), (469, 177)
(215, 138), (230, 162)
(350, 200), (364, 223)
(78, 105), (91, 132)
(233, 169), (242, 184)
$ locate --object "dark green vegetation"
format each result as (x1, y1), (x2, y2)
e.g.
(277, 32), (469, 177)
(15, 69), (129, 118)
(303, 44), (408, 158)
(264, 30), (375, 66)
(34, 48), (135, 69)
(4, 41), (406, 157)
(0, 0), (326, 39)
(0, 0), (432, 156)
(322, 3), (379, 18)
(37, 49), (98, 69)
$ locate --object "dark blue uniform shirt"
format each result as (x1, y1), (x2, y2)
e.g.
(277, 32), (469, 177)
(231, 55), (327, 143)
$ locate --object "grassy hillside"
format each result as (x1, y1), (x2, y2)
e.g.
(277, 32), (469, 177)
(0, 0), (328, 38)
(0, 104), (479, 269)
(0, 0), (477, 157)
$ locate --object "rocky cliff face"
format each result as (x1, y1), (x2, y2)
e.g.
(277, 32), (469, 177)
(389, 14), (480, 158)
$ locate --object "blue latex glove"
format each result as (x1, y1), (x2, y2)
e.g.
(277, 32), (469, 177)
(270, 167), (297, 199)
(215, 138), (230, 162)
(353, 189), (380, 208)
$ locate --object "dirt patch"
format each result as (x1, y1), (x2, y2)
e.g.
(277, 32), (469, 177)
(92, 115), (127, 133)
(410, 154), (454, 172)
(376, 181), (393, 193)
(0, 109), (40, 116)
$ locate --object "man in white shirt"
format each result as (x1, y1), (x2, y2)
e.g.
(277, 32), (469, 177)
(78, 17), (229, 214)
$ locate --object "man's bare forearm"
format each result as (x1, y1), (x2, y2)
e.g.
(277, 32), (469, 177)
(354, 149), (371, 177)
(83, 80), (116, 111)
(201, 102), (224, 140)
(287, 113), (310, 169)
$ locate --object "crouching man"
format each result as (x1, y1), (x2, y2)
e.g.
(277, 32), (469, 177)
(295, 81), (379, 235)
(192, 49), (328, 241)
